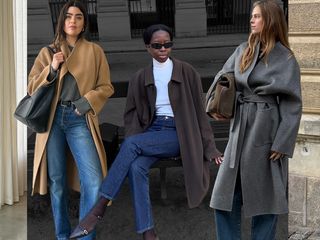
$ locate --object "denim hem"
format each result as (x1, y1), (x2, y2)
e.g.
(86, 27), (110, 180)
(57, 237), (69, 240)
(136, 225), (155, 234)
(99, 192), (114, 201)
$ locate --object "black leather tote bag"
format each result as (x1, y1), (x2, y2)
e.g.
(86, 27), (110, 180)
(14, 46), (57, 133)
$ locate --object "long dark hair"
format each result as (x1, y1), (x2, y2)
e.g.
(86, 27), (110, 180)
(52, 0), (88, 50)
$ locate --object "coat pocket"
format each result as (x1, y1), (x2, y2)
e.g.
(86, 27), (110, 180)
(252, 103), (279, 147)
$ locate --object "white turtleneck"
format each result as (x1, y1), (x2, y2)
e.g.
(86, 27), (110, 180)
(153, 58), (174, 117)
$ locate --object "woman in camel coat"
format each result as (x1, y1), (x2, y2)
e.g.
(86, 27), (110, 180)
(28, 1), (113, 239)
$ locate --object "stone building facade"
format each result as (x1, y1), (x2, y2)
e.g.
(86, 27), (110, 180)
(288, 0), (320, 230)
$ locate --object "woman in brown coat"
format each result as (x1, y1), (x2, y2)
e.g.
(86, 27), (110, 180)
(70, 24), (222, 240)
(28, 1), (113, 239)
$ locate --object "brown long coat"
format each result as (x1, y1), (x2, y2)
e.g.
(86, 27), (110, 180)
(28, 38), (114, 195)
(124, 58), (221, 208)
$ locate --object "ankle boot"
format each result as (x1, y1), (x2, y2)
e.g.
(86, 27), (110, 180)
(69, 197), (109, 239)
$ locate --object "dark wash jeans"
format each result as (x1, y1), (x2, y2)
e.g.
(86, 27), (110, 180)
(99, 116), (180, 233)
(47, 105), (103, 240)
(215, 173), (278, 240)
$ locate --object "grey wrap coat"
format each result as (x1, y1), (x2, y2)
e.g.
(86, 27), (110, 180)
(209, 42), (302, 216)
(124, 57), (221, 208)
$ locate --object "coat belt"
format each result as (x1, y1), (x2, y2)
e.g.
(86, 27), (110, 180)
(228, 93), (278, 168)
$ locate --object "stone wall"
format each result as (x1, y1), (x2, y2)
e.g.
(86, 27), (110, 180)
(288, 0), (320, 229)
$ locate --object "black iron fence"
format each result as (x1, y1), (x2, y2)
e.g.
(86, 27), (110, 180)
(48, 0), (99, 41)
(128, 0), (175, 38)
(206, 0), (288, 35)
(206, 0), (251, 34)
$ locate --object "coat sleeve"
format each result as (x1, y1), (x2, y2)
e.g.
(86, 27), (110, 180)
(28, 47), (54, 94)
(83, 45), (114, 116)
(123, 75), (142, 137)
(271, 56), (302, 157)
(189, 65), (222, 160)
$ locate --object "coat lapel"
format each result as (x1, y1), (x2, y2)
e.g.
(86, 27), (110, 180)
(241, 43), (260, 91)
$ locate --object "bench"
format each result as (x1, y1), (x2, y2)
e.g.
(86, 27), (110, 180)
(101, 78), (230, 200)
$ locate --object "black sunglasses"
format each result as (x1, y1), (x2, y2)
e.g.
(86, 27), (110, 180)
(150, 42), (173, 49)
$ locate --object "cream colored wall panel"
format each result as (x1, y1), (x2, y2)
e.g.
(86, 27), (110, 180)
(289, 2), (320, 32)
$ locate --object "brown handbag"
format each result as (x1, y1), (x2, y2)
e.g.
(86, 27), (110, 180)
(206, 72), (236, 119)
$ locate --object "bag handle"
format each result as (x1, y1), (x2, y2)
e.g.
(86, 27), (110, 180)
(46, 45), (56, 54)
(46, 45), (62, 71)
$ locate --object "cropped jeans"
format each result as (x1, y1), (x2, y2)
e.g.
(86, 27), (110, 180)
(99, 116), (180, 233)
(46, 105), (103, 240)
(215, 172), (278, 240)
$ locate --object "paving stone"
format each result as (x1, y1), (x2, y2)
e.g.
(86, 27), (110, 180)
(308, 230), (320, 240)
(289, 226), (315, 240)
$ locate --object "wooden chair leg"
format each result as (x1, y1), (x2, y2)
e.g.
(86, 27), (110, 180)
(159, 167), (167, 200)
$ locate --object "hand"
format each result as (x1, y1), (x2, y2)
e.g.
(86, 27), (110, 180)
(212, 113), (228, 121)
(269, 151), (284, 161)
(74, 108), (82, 116)
(51, 51), (64, 71)
(212, 156), (224, 165)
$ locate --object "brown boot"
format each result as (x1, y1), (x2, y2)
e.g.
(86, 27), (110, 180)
(69, 197), (109, 239)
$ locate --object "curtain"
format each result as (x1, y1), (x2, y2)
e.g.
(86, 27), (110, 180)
(13, 0), (28, 199)
(0, 0), (27, 208)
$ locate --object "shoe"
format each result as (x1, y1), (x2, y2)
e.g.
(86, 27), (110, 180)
(69, 215), (102, 239)
(69, 197), (108, 239)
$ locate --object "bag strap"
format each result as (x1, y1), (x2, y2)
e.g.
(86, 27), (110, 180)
(46, 45), (56, 55)
(46, 45), (62, 71)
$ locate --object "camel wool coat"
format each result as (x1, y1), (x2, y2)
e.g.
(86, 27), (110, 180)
(28, 38), (114, 195)
(209, 42), (302, 217)
(124, 57), (221, 208)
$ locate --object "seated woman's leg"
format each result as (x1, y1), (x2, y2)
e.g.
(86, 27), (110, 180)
(128, 156), (158, 234)
(100, 122), (180, 200)
(70, 118), (179, 238)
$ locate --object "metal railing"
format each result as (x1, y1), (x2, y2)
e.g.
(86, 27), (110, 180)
(48, 0), (99, 41)
(206, 0), (288, 35)
(128, 0), (175, 38)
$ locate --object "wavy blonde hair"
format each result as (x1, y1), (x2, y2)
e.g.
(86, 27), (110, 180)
(240, 0), (293, 73)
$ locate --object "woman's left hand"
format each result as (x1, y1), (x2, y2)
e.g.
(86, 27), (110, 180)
(74, 108), (82, 116)
(269, 151), (285, 161)
(212, 156), (224, 165)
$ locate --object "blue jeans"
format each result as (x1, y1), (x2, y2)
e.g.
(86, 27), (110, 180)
(46, 105), (103, 240)
(215, 174), (278, 240)
(99, 116), (180, 233)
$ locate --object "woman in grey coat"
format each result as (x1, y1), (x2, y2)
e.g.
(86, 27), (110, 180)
(208, 1), (302, 239)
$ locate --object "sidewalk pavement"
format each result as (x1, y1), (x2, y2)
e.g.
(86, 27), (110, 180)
(28, 165), (289, 240)
(289, 226), (320, 240)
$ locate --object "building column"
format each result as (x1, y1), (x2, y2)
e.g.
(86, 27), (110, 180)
(175, 0), (207, 37)
(288, 0), (320, 229)
(27, 0), (54, 45)
(97, 0), (131, 41)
